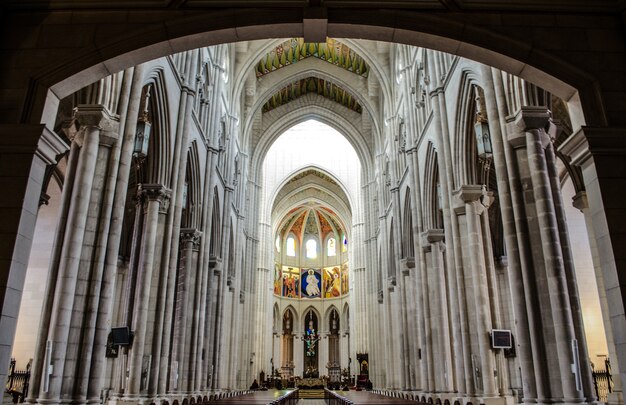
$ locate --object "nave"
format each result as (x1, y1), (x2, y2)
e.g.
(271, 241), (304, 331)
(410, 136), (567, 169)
(2, 4), (625, 405)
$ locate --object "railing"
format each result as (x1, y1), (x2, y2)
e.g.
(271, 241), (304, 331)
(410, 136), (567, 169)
(324, 389), (354, 405)
(593, 359), (613, 403)
(6, 359), (31, 403)
(269, 388), (299, 405)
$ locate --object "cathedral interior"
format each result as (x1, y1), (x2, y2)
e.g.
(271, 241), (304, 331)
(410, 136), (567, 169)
(1, 2), (626, 405)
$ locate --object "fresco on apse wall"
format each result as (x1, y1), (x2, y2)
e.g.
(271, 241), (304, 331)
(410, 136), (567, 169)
(341, 262), (349, 295)
(274, 263), (282, 295)
(323, 266), (341, 298)
(301, 268), (322, 298)
(282, 266), (300, 298)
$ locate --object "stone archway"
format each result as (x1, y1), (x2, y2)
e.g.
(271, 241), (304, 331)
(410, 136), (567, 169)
(1, 3), (625, 395)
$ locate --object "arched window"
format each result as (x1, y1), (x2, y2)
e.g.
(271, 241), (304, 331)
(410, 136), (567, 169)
(306, 239), (317, 259)
(327, 238), (336, 257)
(276, 236), (281, 252)
(287, 236), (296, 257)
(342, 234), (348, 252)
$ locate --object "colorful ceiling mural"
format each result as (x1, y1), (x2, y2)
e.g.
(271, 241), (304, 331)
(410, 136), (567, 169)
(279, 205), (345, 243)
(261, 77), (362, 114)
(256, 38), (369, 78)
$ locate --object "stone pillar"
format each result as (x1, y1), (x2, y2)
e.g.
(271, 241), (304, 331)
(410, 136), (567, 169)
(559, 127), (626, 405)
(126, 184), (171, 396)
(294, 332), (303, 377)
(421, 229), (453, 393)
(0, 124), (67, 392)
(320, 328), (329, 378)
(545, 140), (595, 402)
(454, 185), (497, 397)
(508, 107), (584, 403)
(178, 228), (202, 392)
(418, 236), (434, 393)
(32, 106), (119, 405)
(483, 66), (537, 405)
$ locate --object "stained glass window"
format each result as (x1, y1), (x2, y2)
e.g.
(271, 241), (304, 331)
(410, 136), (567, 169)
(306, 239), (317, 259)
(287, 236), (296, 257)
(327, 238), (336, 256)
(342, 234), (348, 252)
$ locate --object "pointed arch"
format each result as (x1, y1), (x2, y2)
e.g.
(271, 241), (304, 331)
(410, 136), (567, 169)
(324, 304), (341, 326)
(452, 69), (482, 187)
(388, 219), (397, 279)
(402, 189), (415, 260)
(182, 141), (201, 228)
(424, 141), (443, 230)
(209, 189), (221, 259)
(342, 302), (350, 331)
(143, 69), (172, 187)
(272, 303), (280, 334)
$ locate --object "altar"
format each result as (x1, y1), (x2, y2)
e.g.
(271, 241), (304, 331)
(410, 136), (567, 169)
(297, 377), (324, 389)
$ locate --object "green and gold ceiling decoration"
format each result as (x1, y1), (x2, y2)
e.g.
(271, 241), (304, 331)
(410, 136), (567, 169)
(262, 77), (362, 113)
(256, 38), (369, 78)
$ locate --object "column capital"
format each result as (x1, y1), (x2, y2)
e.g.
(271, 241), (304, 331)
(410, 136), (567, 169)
(453, 185), (493, 215)
(138, 184), (172, 213)
(455, 184), (485, 203)
(513, 106), (551, 132)
(421, 229), (445, 245)
(507, 107), (552, 149)
(74, 104), (120, 146)
(572, 191), (589, 212)
(180, 228), (202, 248)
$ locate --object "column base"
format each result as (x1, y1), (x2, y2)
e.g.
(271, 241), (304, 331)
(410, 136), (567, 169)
(483, 396), (516, 405)
(608, 392), (624, 405)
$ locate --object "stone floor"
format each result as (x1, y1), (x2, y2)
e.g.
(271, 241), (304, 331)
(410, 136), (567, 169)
(297, 400), (325, 405)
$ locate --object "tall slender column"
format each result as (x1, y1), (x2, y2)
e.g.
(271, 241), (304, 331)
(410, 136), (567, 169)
(545, 141), (595, 402)
(419, 237), (434, 393)
(71, 106), (121, 405)
(508, 107), (585, 403)
(126, 184), (171, 396)
(37, 106), (119, 405)
(294, 332), (303, 377)
(484, 66), (537, 404)
(454, 185), (497, 397)
(178, 228), (202, 392)
(421, 229), (453, 393)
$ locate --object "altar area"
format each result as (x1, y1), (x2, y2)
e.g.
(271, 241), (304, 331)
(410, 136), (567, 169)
(297, 377), (325, 389)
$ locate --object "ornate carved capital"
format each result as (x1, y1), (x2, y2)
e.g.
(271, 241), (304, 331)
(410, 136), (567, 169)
(138, 184), (172, 213)
(180, 228), (202, 249)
